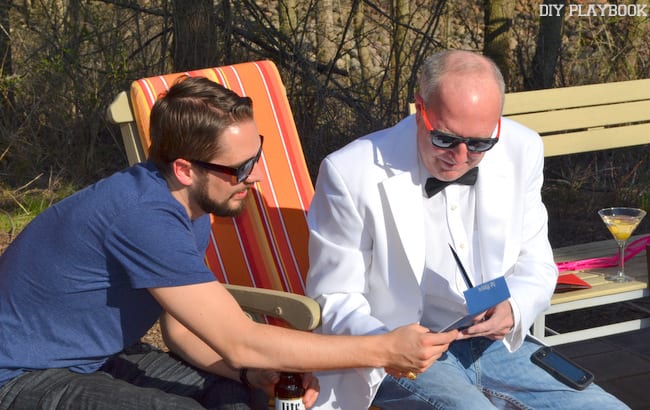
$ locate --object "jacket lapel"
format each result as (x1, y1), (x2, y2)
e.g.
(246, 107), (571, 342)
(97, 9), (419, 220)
(475, 147), (512, 277)
(374, 117), (426, 284)
(381, 173), (426, 284)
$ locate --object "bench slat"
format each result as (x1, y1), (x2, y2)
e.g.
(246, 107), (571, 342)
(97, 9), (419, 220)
(552, 274), (647, 305)
(542, 122), (650, 157)
(504, 79), (650, 114)
(507, 100), (650, 134)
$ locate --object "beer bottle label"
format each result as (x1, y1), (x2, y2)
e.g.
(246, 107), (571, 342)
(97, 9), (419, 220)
(275, 397), (306, 410)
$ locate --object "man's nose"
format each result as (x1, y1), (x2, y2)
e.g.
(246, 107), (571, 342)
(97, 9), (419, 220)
(448, 142), (470, 162)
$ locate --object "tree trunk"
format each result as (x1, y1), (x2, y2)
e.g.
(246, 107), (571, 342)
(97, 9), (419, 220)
(390, 0), (409, 107)
(172, 0), (220, 72)
(525, 0), (565, 90)
(0, 0), (12, 78)
(277, 0), (297, 35)
(351, 0), (370, 82)
(316, 0), (336, 65)
(483, 0), (514, 86)
(0, 0), (14, 127)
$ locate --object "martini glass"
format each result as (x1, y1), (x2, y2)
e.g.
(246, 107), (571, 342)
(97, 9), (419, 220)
(598, 207), (646, 282)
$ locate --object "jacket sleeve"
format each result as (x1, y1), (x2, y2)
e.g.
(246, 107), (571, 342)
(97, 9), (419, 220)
(502, 126), (558, 350)
(306, 156), (391, 336)
(306, 156), (389, 387)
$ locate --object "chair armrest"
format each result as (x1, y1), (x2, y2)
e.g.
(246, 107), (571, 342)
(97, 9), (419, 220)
(223, 284), (321, 331)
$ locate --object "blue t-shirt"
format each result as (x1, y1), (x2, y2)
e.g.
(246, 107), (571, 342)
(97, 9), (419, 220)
(0, 162), (215, 387)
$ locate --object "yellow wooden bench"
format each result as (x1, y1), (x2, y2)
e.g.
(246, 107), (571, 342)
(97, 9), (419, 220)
(503, 79), (650, 345)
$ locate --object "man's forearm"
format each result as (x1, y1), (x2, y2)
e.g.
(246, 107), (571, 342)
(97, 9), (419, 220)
(160, 312), (239, 381)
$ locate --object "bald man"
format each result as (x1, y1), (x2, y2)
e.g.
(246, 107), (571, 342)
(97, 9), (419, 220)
(306, 50), (628, 409)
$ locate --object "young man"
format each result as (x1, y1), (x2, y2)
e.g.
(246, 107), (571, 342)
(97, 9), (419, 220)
(306, 50), (629, 409)
(0, 76), (457, 409)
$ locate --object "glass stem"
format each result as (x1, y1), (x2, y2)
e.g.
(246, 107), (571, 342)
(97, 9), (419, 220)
(618, 241), (626, 277)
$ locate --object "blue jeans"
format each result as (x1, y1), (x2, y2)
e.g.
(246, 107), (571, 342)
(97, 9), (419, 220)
(372, 337), (629, 409)
(0, 343), (269, 409)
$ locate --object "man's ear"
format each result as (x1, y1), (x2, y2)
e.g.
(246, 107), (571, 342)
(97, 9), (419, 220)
(414, 93), (424, 113)
(171, 158), (193, 187)
(413, 94), (427, 127)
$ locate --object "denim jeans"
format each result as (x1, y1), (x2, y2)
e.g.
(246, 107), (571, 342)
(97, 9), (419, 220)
(0, 343), (269, 410)
(372, 337), (629, 410)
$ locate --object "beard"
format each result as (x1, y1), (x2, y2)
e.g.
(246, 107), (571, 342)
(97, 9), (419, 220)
(193, 174), (246, 217)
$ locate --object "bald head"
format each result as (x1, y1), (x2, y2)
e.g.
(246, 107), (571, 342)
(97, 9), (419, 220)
(417, 50), (505, 113)
(414, 50), (504, 183)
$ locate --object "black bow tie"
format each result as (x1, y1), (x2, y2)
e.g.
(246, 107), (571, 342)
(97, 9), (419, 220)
(425, 167), (479, 198)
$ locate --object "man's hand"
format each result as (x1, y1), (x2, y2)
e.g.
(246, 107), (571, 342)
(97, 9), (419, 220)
(301, 373), (320, 408)
(248, 370), (319, 408)
(458, 300), (514, 340)
(383, 324), (458, 378)
(246, 369), (277, 396)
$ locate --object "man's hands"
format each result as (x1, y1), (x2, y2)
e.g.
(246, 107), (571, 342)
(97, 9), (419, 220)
(383, 324), (458, 379)
(246, 323), (458, 395)
(458, 300), (514, 340)
(247, 370), (320, 408)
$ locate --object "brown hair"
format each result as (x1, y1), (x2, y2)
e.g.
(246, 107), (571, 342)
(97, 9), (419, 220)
(148, 76), (254, 176)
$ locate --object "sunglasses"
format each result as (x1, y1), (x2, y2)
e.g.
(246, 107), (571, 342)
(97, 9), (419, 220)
(421, 107), (500, 153)
(190, 135), (264, 183)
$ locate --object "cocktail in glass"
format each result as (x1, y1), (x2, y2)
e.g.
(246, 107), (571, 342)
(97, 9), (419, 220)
(598, 207), (646, 282)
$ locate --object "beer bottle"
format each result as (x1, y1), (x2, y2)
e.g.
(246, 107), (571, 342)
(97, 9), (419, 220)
(274, 372), (305, 410)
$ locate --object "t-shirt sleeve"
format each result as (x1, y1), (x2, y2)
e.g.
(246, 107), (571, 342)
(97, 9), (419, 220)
(104, 203), (216, 289)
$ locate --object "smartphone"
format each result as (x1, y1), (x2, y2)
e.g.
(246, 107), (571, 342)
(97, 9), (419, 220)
(530, 346), (594, 390)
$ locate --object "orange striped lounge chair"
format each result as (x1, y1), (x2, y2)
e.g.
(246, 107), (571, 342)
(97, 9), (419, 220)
(106, 60), (319, 331)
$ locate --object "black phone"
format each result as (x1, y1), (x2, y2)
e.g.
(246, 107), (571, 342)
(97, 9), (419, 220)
(530, 346), (594, 390)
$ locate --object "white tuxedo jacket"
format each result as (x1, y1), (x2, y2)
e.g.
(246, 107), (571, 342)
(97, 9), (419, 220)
(306, 115), (558, 409)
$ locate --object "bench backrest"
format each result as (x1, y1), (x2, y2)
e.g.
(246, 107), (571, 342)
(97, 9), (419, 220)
(503, 79), (650, 157)
(108, 61), (313, 295)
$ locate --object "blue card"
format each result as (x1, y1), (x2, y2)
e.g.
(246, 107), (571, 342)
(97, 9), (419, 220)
(464, 276), (510, 316)
(439, 276), (510, 332)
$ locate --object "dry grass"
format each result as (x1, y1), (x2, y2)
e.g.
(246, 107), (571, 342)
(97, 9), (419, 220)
(142, 321), (168, 351)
